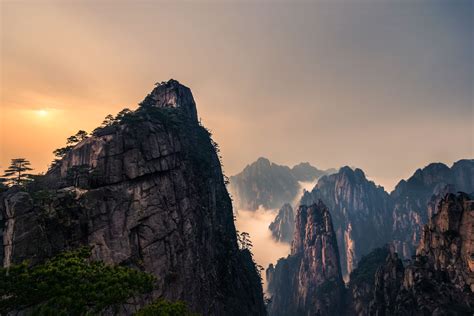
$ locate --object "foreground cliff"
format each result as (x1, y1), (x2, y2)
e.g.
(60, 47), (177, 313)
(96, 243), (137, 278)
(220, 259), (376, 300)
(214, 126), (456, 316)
(266, 201), (345, 316)
(0, 80), (266, 315)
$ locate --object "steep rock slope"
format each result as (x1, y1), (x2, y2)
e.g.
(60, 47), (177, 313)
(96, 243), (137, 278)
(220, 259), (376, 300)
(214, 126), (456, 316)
(390, 159), (474, 258)
(229, 158), (334, 210)
(300, 167), (392, 278)
(345, 247), (390, 316)
(268, 203), (295, 243)
(266, 201), (345, 316)
(369, 193), (474, 315)
(0, 80), (266, 315)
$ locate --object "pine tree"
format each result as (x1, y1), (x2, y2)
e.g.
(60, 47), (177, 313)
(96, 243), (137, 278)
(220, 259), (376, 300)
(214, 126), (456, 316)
(3, 158), (33, 186)
(52, 130), (89, 165)
(101, 114), (116, 127)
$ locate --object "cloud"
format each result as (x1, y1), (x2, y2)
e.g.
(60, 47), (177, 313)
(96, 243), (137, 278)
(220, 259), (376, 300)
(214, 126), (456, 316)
(234, 207), (290, 292)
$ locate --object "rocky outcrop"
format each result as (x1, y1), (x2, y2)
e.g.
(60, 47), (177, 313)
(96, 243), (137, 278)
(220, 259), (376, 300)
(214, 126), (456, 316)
(266, 201), (345, 316)
(369, 193), (474, 315)
(297, 161), (474, 280)
(300, 167), (392, 278)
(346, 247), (390, 316)
(268, 203), (294, 243)
(415, 192), (474, 294)
(0, 80), (266, 315)
(229, 158), (333, 210)
(390, 159), (474, 258)
(369, 251), (405, 316)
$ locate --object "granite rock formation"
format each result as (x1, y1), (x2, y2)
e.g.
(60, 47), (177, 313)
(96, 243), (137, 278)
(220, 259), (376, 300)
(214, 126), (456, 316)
(368, 251), (406, 315)
(369, 193), (474, 315)
(268, 203), (295, 243)
(266, 201), (345, 316)
(0, 80), (266, 315)
(300, 167), (392, 278)
(229, 158), (334, 210)
(346, 247), (390, 316)
(298, 161), (474, 279)
(390, 159), (474, 258)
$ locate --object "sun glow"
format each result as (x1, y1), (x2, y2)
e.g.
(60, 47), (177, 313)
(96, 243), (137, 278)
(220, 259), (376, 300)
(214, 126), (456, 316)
(36, 109), (48, 117)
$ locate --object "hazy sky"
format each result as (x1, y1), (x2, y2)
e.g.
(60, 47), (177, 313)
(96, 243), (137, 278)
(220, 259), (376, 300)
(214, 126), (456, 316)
(1, 0), (472, 191)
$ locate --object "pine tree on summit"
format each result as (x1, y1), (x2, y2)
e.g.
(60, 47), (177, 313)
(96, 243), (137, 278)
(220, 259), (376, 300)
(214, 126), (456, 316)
(2, 158), (33, 186)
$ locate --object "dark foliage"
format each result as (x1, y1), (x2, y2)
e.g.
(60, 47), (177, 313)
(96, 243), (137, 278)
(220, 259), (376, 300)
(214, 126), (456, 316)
(0, 247), (154, 315)
(349, 247), (390, 285)
(135, 299), (198, 316)
(2, 158), (34, 186)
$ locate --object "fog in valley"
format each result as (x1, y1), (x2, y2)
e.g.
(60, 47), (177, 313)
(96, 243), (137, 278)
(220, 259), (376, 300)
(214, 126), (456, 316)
(233, 181), (317, 291)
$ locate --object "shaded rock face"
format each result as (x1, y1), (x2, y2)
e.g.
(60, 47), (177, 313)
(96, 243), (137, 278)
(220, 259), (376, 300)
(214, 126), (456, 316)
(300, 167), (392, 278)
(229, 158), (299, 210)
(346, 247), (390, 316)
(415, 192), (474, 294)
(369, 193), (474, 315)
(390, 159), (474, 259)
(0, 80), (266, 316)
(266, 201), (345, 316)
(141, 79), (198, 122)
(229, 158), (333, 210)
(291, 162), (329, 182)
(268, 203), (294, 243)
(369, 251), (405, 316)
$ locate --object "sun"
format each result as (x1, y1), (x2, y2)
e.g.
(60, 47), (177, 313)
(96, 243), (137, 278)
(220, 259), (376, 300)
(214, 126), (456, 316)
(37, 109), (48, 117)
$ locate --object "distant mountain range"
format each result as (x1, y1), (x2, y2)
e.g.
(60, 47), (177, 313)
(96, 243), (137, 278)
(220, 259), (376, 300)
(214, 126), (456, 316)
(228, 157), (336, 210)
(267, 192), (474, 315)
(232, 157), (473, 280)
(301, 159), (473, 278)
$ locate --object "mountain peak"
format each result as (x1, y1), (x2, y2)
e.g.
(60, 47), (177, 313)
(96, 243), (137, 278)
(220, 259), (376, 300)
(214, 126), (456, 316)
(255, 157), (271, 166)
(140, 79), (198, 121)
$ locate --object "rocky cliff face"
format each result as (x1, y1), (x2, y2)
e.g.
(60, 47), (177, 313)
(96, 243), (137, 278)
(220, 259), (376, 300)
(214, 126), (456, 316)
(346, 247), (390, 316)
(268, 203), (294, 243)
(0, 80), (266, 315)
(229, 158), (333, 210)
(266, 201), (345, 316)
(300, 167), (392, 278)
(390, 159), (474, 258)
(368, 251), (405, 316)
(369, 193), (474, 315)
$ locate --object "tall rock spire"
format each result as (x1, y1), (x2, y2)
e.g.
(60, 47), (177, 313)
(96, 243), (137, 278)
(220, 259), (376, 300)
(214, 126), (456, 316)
(267, 201), (345, 316)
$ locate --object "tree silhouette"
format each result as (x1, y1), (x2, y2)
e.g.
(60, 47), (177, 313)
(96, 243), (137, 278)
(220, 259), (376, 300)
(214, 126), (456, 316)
(52, 130), (89, 165)
(3, 158), (33, 186)
(66, 130), (88, 145)
(115, 108), (133, 121)
(237, 231), (253, 250)
(101, 114), (116, 127)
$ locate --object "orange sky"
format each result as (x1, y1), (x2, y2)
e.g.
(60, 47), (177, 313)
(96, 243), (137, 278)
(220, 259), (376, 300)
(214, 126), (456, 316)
(1, 1), (473, 191)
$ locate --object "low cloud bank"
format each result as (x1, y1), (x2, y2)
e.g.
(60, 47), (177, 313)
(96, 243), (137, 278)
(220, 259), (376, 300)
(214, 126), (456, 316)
(234, 207), (290, 292)
(232, 180), (317, 292)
